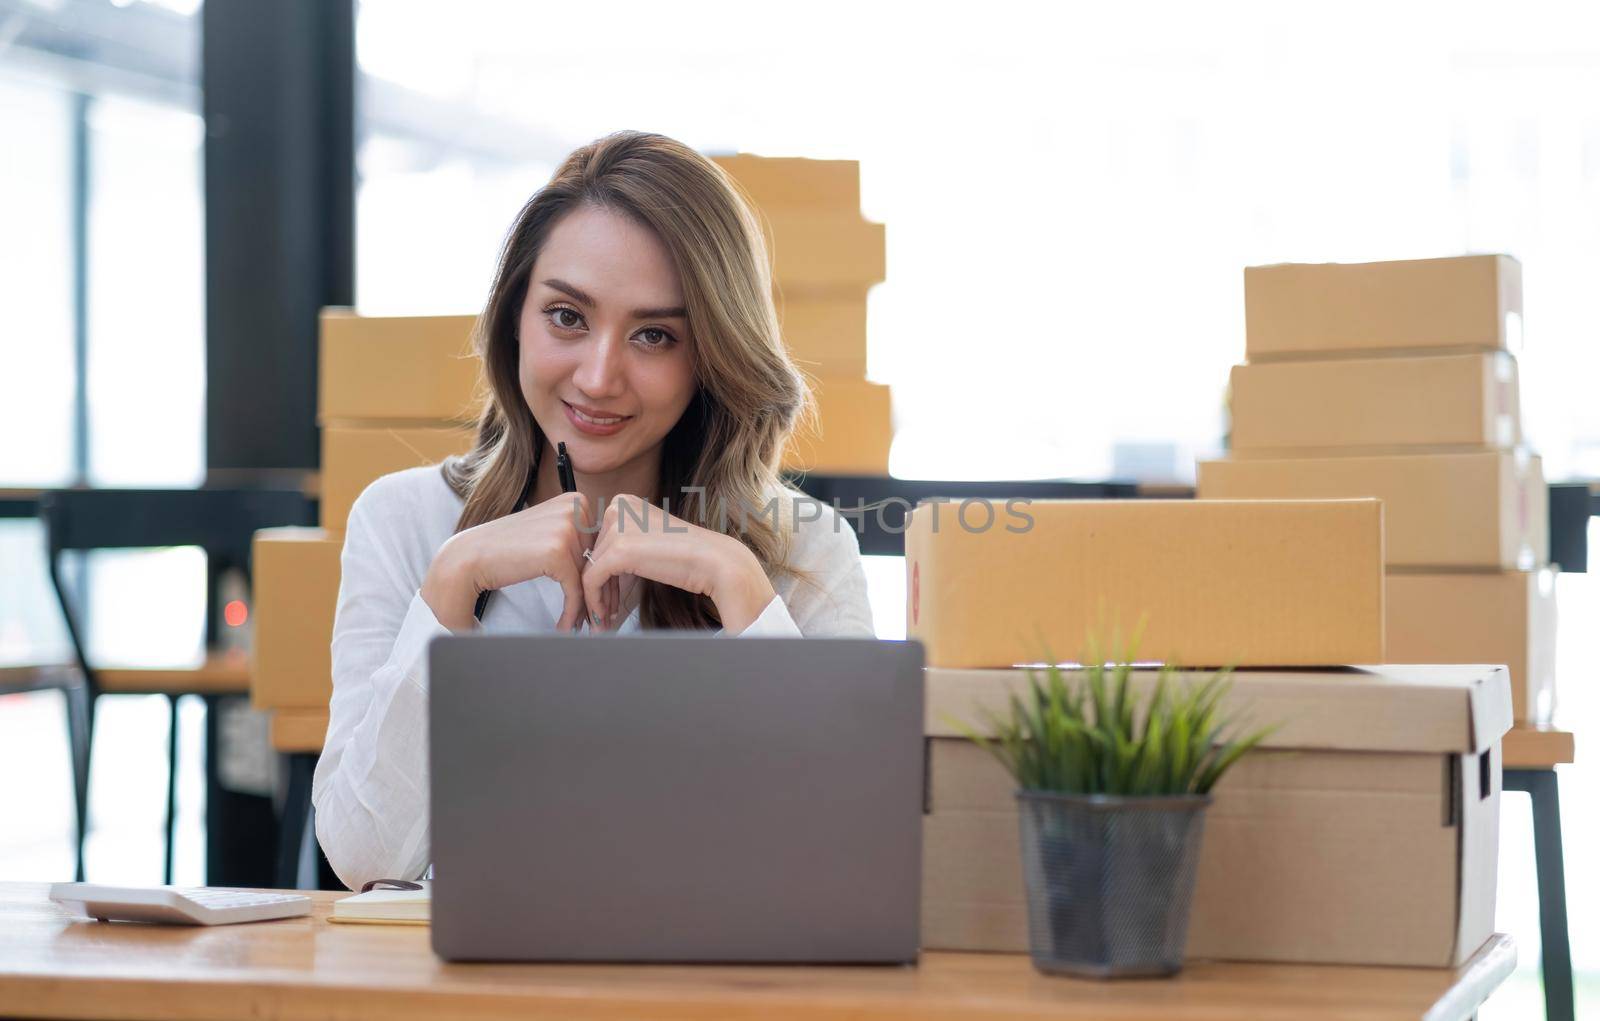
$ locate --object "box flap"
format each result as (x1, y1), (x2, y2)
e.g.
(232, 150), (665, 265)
(926, 664), (1512, 754)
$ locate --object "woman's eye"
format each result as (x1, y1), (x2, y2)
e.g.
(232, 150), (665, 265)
(547, 306), (584, 330)
(636, 327), (675, 348)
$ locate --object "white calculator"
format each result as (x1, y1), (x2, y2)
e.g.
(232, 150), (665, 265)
(49, 883), (313, 926)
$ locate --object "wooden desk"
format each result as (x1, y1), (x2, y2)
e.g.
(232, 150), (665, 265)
(0, 883), (1513, 1021)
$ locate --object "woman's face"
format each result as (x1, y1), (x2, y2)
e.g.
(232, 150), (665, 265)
(518, 202), (697, 479)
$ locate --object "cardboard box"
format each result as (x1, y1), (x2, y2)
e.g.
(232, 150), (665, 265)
(905, 499), (1385, 668)
(319, 310), (482, 424)
(1244, 254), (1521, 361)
(321, 424), (477, 531)
(777, 292), (868, 377)
(1197, 450), (1547, 570)
(250, 527), (341, 710)
(758, 210), (885, 295)
(782, 378), (892, 475)
(923, 663), (1510, 966)
(712, 154), (861, 211)
(1229, 351), (1520, 453)
(1388, 568), (1558, 724)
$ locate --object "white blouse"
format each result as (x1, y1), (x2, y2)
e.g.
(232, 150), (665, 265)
(310, 464), (876, 891)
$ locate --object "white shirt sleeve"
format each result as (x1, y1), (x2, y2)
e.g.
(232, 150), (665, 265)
(312, 479), (877, 891)
(312, 481), (453, 891)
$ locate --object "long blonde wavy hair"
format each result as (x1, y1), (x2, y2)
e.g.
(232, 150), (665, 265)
(440, 130), (813, 629)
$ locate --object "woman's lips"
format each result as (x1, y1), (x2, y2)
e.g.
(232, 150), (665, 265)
(563, 400), (631, 436)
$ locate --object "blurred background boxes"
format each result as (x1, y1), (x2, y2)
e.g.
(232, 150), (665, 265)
(1197, 450), (1547, 570)
(320, 425), (476, 532)
(922, 664), (1509, 966)
(318, 311), (481, 424)
(780, 378), (892, 475)
(1229, 350), (1520, 452)
(1387, 568), (1559, 724)
(1244, 254), (1522, 361)
(714, 154), (892, 476)
(905, 498), (1385, 669)
(249, 527), (341, 712)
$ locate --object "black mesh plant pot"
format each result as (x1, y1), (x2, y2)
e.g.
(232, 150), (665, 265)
(1015, 790), (1211, 978)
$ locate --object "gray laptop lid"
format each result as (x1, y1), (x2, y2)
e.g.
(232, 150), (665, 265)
(427, 634), (924, 963)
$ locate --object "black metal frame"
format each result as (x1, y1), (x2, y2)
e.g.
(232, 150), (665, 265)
(39, 487), (314, 884)
(1504, 769), (1574, 1021)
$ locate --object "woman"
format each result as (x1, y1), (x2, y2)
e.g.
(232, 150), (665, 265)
(312, 131), (876, 891)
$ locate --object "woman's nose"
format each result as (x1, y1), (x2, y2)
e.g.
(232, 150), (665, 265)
(571, 331), (627, 398)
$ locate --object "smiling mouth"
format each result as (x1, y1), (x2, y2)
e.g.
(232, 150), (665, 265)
(563, 401), (631, 426)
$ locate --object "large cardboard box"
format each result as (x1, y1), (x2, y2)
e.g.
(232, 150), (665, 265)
(319, 310), (482, 424)
(906, 499), (1385, 668)
(1197, 450), (1547, 570)
(1229, 351), (1520, 453)
(758, 210), (885, 295)
(321, 424), (477, 532)
(1244, 254), (1521, 361)
(923, 664), (1510, 966)
(250, 527), (341, 710)
(1387, 568), (1558, 724)
(777, 292), (868, 377)
(782, 378), (892, 475)
(712, 154), (861, 211)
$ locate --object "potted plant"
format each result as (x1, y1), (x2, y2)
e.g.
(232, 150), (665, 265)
(962, 635), (1271, 979)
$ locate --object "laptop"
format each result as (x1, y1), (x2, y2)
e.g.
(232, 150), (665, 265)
(427, 633), (925, 963)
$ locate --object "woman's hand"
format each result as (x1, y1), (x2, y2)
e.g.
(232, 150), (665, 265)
(421, 492), (596, 633)
(580, 494), (778, 633)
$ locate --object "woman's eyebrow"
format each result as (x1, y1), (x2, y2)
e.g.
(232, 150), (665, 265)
(541, 277), (686, 320)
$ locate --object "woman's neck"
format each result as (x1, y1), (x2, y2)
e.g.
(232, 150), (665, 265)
(528, 439), (661, 518)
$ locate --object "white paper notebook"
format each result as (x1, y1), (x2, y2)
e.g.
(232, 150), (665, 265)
(329, 881), (431, 926)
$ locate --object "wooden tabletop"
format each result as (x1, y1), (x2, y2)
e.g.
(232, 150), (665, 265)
(1503, 725), (1576, 770)
(0, 883), (1514, 1021)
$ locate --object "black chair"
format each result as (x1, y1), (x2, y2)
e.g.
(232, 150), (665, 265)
(39, 487), (314, 884)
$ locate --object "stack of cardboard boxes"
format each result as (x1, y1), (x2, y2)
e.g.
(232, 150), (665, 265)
(905, 495), (1510, 966)
(712, 155), (893, 475)
(1198, 254), (1557, 725)
(252, 313), (480, 743)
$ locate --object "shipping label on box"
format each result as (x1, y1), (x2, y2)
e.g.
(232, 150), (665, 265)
(1229, 351), (1520, 453)
(1198, 450), (1546, 570)
(321, 425), (477, 532)
(251, 527), (342, 711)
(1244, 254), (1521, 361)
(905, 499), (1385, 669)
(1387, 568), (1558, 724)
(782, 378), (892, 475)
(922, 664), (1510, 966)
(319, 310), (483, 424)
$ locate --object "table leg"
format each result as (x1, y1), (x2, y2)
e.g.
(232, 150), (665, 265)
(1504, 769), (1574, 1021)
(275, 753), (315, 889)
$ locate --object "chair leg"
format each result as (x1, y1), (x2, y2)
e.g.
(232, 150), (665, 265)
(1505, 768), (1574, 1021)
(1528, 771), (1574, 1021)
(66, 686), (95, 883)
(164, 694), (179, 886)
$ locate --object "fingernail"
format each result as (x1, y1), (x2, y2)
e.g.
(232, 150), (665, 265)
(591, 612), (601, 626)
